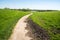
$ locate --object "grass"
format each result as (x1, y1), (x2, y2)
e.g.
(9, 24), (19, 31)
(0, 9), (29, 40)
(30, 11), (60, 40)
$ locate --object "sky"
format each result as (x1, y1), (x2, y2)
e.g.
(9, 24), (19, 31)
(0, 0), (60, 10)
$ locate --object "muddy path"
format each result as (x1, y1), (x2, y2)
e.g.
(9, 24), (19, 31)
(9, 13), (37, 40)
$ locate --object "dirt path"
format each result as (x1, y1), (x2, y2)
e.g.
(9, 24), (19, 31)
(9, 13), (35, 40)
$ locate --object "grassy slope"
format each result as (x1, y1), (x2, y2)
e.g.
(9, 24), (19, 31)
(0, 9), (29, 40)
(30, 11), (60, 40)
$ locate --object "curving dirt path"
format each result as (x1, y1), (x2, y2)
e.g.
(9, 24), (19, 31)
(8, 13), (36, 40)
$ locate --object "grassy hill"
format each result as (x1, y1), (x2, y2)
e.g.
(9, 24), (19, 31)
(30, 11), (60, 40)
(0, 9), (29, 40)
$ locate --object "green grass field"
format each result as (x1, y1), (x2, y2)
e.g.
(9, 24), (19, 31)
(0, 9), (60, 40)
(0, 9), (29, 40)
(30, 11), (60, 40)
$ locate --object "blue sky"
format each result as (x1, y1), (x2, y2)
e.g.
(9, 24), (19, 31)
(0, 0), (60, 10)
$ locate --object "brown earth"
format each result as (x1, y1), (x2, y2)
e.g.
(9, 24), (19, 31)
(27, 19), (50, 40)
